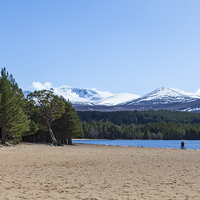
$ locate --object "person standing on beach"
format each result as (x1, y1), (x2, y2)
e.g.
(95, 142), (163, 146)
(181, 141), (185, 149)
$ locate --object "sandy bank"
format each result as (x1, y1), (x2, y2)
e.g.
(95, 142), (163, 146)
(0, 143), (200, 199)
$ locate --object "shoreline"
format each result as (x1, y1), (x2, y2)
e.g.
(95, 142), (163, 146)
(73, 139), (197, 151)
(1, 143), (200, 199)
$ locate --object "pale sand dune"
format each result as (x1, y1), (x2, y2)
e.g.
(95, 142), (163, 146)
(0, 143), (200, 200)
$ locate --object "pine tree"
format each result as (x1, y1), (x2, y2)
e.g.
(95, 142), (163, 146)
(27, 90), (65, 145)
(143, 127), (151, 139)
(53, 98), (82, 144)
(0, 68), (31, 144)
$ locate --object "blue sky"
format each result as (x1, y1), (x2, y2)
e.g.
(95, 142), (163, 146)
(1, 0), (200, 95)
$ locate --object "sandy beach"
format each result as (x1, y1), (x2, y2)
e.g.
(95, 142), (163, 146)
(0, 143), (200, 200)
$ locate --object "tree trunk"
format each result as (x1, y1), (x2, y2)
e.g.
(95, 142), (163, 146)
(49, 128), (58, 145)
(68, 137), (72, 145)
(1, 130), (5, 144)
(1, 122), (6, 144)
(46, 121), (58, 145)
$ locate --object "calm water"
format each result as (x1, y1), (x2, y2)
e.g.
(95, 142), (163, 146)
(74, 139), (200, 150)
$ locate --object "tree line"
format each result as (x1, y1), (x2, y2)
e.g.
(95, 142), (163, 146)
(78, 110), (200, 140)
(77, 110), (200, 125)
(0, 68), (82, 145)
(80, 120), (200, 140)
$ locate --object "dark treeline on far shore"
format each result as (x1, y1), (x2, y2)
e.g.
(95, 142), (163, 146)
(77, 110), (200, 140)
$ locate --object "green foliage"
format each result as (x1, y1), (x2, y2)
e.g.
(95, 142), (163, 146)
(143, 127), (151, 139)
(77, 110), (200, 125)
(0, 68), (34, 144)
(53, 98), (82, 144)
(27, 90), (65, 124)
(78, 111), (200, 140)
(27, 90), (65, 144)
(79, 120), (200, 140)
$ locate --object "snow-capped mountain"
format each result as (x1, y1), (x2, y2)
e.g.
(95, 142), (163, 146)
(23, 86), (140, 106)
(23, 86), (200, 112)
(121, 87), (200, 105)
(49, 86), (114, 105)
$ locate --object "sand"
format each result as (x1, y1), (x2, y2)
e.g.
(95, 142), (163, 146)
(0, 143), (200, 200)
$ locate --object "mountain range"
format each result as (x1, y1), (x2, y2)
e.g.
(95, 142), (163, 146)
(23, 86), (200, 112)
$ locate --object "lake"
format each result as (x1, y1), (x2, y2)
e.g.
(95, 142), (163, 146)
(74, 139), (200, 150)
